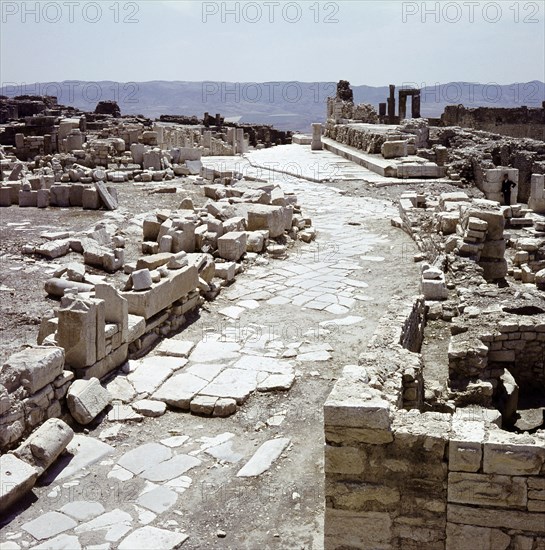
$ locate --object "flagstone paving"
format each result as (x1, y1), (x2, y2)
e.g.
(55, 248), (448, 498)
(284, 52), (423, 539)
(1, 146), (420, 549)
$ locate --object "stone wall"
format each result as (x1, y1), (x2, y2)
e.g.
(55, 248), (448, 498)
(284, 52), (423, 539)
(441, 105), (545, 141)
(449, 314), (545, 394)
(324, 297), (545, 550)
(0, 346), (72, 450)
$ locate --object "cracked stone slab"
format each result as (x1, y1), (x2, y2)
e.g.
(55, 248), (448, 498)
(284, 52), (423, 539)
(59, 501), (105, 521)
(153, 372), (209, 409)
(199, 368), (257, 404)
(204, 441), (244, 463)
(74, 509), (133, 542)
(155, 339), (195, 358)
(219, 306), (245, 319)
(296, 350), (332, 362)
(22, 512), (77, 541)
(132, 399), (167, 417)
(233, 355), (294, 375)
(140, 454), (202, 482)
(117, 443), (172, 475)
(31, 534), (82, 549)
(188, 341), (241, 363)
(319, 315), (363, 326)
(160, 435), (190, 448)
(237, 438), (291, 477)
(257, 373), (295, 391)
(104, 376), (136, 403)
(136, 485), (178, 514)
(42, 435), (114, 483)
(165, 475), (192, 493)
(127, 356), (187, 395)
(118, 526), (188, 550)
(185, 363), (225, 382)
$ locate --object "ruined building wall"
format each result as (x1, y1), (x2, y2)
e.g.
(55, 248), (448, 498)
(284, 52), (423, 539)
(441, 105), (545, 141)
(324, 297), (545, 550)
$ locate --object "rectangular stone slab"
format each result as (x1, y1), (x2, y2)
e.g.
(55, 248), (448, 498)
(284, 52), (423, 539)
(120, 265), (198, 319)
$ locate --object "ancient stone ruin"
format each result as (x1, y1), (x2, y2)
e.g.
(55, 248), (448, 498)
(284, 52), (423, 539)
(0, 79), (544, 549)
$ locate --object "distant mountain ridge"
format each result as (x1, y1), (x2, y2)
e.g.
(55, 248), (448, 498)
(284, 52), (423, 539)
(1, 80), (543, 132)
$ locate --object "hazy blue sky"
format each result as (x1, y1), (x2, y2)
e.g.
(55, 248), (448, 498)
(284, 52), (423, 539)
(1, 0), (543, 86)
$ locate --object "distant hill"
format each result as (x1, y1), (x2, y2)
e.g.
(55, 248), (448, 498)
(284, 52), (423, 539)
(1, 80), (543, 132)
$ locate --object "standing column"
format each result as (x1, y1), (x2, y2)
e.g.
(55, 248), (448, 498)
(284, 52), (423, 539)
(399, 93), (407, 120)
(311, 123), (323, 150)
(412, 92), (421, 118)
(387, 84), (396, 123)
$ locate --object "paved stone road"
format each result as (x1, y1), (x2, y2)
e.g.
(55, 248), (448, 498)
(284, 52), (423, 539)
(1, 147), (419, 549)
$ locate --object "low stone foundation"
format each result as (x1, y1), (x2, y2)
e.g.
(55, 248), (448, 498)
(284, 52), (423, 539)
(324, 296), (545, 550)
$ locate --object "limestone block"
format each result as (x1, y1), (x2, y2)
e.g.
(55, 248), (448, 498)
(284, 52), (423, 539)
(214, 262), (236, 281)
(325, 508), (392, 549)
(67, 378), (111, 425)
(0, 454), (38, 510)
(50, 185), (71, 207)
(448, 471), (527, 507)
(483, 431), (545, 475)
(36, 189), (50, 208)
(481, 239), (506, 259)
(447, 504), (545, 533)
(217, 231), (247, 261)
(14, 418), (73, 475)
(480, 259), (507, 280)
(0, 346), (64, 394)
(19, 189), (38, 207)
(246, 204), (286, 238)
(69, 183), (84, 207)
(223, 216), (246, 233)
(382, 140), (407, 159)
(0, 186), (12, 207)
(246, 231), (265, 253)
(143, 150), (162, 170)
(461, 206), (505, 240)
(121, 265), (198, 319)
(132, 269), (153, 291)
(325, 445), (365, 475)
(36, 240), (70, 260)
(136, 253), (173, 271)
(446, 523), (510, 550)
(95, 283), (128, 343)
(421, 278), (448, 300)
(82, 188), (101, 209)
(57, 299), (100, 368)
(143, 216), (161, 241)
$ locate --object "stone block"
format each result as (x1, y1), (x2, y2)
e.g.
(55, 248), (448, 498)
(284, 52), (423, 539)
(14, 418), (73, 475)
(0, 186), (12, 207)
(95, 283), (129, 343)
(382, 140), (408, 159)
(121, 265), (198, 319)
(446, 523), (510, 550)
(82, 188), (101, 209)
(448, 471), (527, 507)
(57, 298), (102, 369)
(447, 504), (545, 533)
(421, 278), (448, 300)
(214, 261), (236, 281)
(0, 454), (38, 511)
(19, 189), (38, 207)
(67, 378), (111, 425)
(217, 231), (247, 261)
(132, 269), (153, 291)
(325, 445), (365, 475)
(325, 508), (392, 549)
(0, 346), (64, 394)
(245, 204), (286, 238)
(483, 432), (545, 475)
